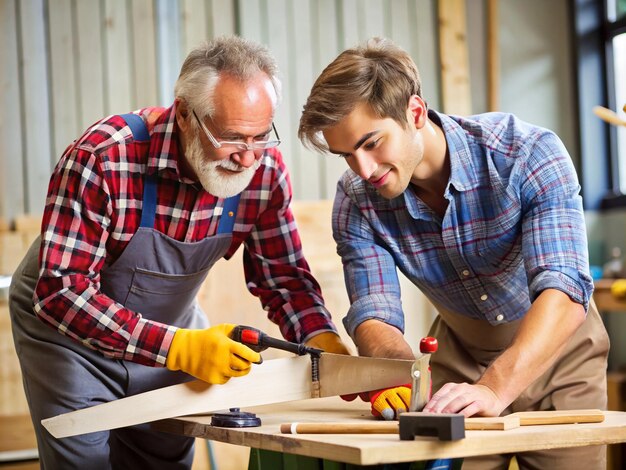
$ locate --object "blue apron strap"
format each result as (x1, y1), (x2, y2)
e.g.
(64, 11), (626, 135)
(119, 113), (150, 141)
(217, 194), (241, 235)
(119, 113), (155, 228)
(139, 176), (158, 228)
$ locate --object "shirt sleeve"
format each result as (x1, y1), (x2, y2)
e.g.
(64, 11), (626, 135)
(332, 178), (405, 340)
(242, 153), (338, 343)
(519, 131), (594, 310)
(33, 144), (176, 367)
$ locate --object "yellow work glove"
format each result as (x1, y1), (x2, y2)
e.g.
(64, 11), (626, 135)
(611, 279), (626, 300)
(166, 324), (261, 385)
(305, 331), (352, 355)
(369, 384), (412, 421)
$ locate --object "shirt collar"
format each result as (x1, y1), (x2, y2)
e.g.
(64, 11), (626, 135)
(429, 109), (480, 193)
(144, 103), (194, 183)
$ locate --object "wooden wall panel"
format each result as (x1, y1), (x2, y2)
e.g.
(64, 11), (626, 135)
(0, 0), (26, 220)
(210, 0), (236, 37)
(76, 0), (106, 128)
(181, 0), (209, 54)
(103, 0), (134, 115)
(48, 0), (80, 161)
(131, 0), (159, 109)
(2, 0), (440, 212)
(20, 0), (53, 216)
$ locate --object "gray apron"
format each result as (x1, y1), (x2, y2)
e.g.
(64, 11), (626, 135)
(427, 297), (610, 469)
(10, 113), (241, 469)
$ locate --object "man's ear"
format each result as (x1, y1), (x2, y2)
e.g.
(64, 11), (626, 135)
(175, 98), (190, 131)
(407, 95), (427, 129)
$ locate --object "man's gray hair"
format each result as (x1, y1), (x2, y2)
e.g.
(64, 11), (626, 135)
(174, 36), (282, 119)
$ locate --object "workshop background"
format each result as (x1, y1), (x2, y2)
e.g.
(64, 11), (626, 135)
(1, 0), (625, 469)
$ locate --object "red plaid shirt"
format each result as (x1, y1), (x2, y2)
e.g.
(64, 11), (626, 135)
(34, 105), (337, 367)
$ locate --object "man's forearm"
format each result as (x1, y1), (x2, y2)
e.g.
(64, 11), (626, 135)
(476, 288), (586, 407)
(354, 319), (415, 359)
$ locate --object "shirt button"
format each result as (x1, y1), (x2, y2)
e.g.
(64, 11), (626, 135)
(480, 294), (488, 301)
(462, 269), (470, 276)
(496, 314), (504, 322)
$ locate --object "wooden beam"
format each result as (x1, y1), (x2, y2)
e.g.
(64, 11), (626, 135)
(438, 0), (471, 115)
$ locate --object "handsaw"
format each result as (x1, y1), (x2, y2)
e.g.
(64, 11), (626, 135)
(42, 353), (413, 439)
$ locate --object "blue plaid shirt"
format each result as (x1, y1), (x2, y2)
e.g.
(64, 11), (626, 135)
(333, 110), (594, 339)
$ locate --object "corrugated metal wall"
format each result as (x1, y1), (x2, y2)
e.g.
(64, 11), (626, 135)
(0, 0), (440, 221)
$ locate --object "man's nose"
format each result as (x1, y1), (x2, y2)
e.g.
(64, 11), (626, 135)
(231, 149), (259, 168)
(350, 152), (377, 180)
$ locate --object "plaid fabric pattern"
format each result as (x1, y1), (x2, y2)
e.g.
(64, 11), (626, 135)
(34, 105), (335, 366)
(334, 110), (594, 339)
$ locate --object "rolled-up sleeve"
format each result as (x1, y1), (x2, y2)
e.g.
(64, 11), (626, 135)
(520, 132), (594, 310)
(333, 180), (405, 339)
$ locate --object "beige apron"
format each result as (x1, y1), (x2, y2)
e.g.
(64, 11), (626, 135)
(427, 297), (609, 469)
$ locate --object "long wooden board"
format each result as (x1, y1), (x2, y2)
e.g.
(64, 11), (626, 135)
(42, 354), (414, 439)
(280, 409), (605, 434)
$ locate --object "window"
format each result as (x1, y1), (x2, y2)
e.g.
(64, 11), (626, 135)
(573, 0), (626, 209)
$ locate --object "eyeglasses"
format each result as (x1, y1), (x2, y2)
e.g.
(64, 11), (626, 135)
(192, 109), (281, 152)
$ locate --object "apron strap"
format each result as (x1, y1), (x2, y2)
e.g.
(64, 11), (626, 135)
(119, 113), (156, 229)
(217, 194), (241, 234)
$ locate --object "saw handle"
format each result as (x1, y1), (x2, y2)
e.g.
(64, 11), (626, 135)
(230, 325), (322, 357)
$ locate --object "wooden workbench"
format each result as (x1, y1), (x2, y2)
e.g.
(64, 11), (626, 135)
(152, 397), (626, 466)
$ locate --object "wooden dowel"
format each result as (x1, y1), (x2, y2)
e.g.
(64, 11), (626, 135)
(280, 422), (398, 434)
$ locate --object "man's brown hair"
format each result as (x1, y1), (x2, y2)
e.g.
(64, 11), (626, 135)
(298, 37), (423, 153)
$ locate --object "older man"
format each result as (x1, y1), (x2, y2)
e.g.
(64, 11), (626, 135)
(10, 36), (349, 468)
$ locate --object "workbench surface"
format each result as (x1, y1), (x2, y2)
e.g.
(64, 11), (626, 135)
(152, 397), (626, 466)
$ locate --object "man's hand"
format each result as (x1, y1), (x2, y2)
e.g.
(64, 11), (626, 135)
(305, 331), (352, 355)
(166, 324), (261, 384)
(423, 382), (505, 417)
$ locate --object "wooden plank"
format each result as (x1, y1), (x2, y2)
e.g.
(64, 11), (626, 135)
(132, 0), (159, 108)
(41, 354), (413, 439)
(509, 409), (604, 426)
(0, 0), (26, 221)
(19, 0), (53, 215)
(48, 0), (80, 161)
(43, 355), (313, 439)
(279, 410), (604, 434)
(438, 0), (471, 115)
(154, 398), (626, 466)
(75, 0), (105, 128)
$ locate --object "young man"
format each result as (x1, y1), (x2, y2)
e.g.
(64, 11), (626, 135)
(298, 37), (609, 469)
(10, 36), (349, 468)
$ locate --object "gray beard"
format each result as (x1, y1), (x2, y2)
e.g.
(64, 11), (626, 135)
(185, 135), (260, 198)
